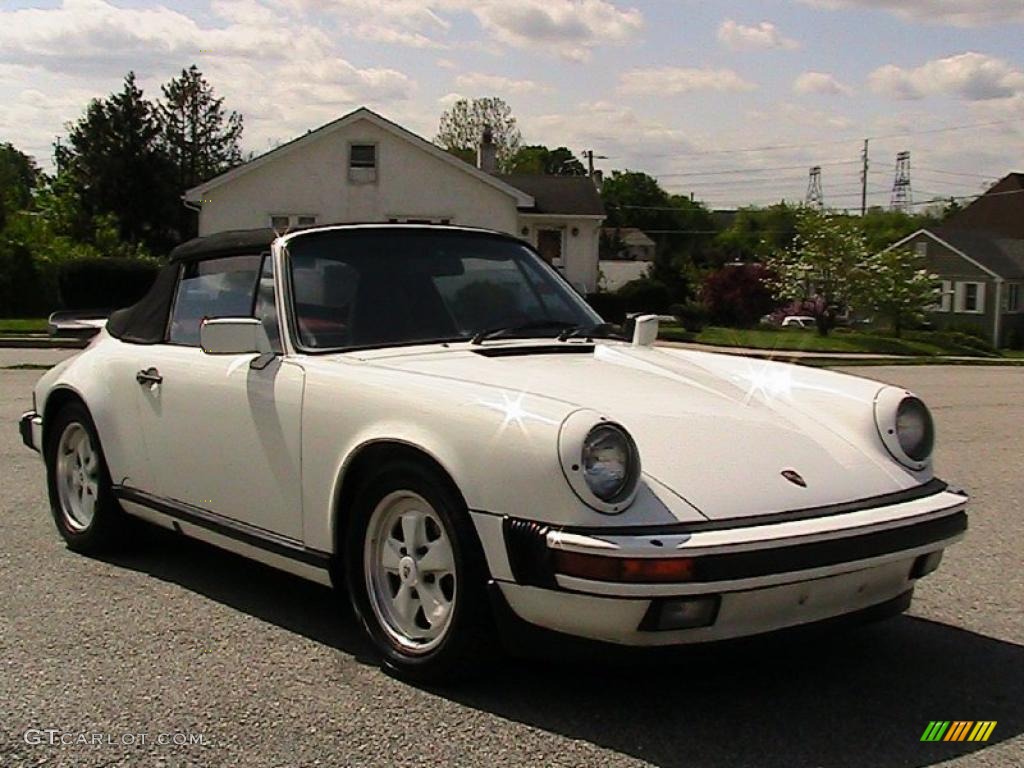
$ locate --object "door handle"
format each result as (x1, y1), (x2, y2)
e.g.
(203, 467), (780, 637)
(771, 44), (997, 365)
(136, 367), (163, 385)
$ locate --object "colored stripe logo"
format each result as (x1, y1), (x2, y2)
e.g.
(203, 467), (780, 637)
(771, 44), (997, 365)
(921, 721), (997, 742)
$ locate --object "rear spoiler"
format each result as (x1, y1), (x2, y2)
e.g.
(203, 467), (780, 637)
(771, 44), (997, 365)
(47, 310), (110, 340)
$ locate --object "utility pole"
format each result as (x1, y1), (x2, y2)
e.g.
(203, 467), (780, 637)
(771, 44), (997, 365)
(860, 138), (869, 216)
(805, 166), (824, 210)
(890, 151), (912, 213)
(581, 149), (608, 178)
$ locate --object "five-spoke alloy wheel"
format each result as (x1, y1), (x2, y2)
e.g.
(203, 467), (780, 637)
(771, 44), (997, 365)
(44, 401), (124, 553)
(346, 460), (493, 682)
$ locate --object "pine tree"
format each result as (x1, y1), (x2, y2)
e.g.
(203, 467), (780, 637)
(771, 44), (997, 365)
(159, 65), (244, 192)
(63, 72), (175, 252)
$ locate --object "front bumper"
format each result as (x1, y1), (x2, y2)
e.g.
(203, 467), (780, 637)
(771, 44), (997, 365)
(19, 411), (42, 453)
(494, 483), (967, 646)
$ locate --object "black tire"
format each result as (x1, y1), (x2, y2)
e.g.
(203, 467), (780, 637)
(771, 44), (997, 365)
(345, 460), (496, 683)
(44, 401), (125, 554)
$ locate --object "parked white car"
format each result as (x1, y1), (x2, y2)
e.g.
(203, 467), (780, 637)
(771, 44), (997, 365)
(781, 315), (817, 329)
(20, 225), (967, 680)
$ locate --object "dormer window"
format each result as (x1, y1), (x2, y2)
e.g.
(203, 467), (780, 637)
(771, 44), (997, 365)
(349, 143), (377, 183)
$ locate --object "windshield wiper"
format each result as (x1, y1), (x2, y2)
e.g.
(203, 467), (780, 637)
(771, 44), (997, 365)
(556, 322), (630, 342)
(470, 320), (578, 345)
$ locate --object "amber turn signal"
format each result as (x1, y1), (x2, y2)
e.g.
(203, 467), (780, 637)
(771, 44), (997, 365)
(553, 550), (697, 583)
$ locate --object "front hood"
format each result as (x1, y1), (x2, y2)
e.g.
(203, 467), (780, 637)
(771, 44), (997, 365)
(354, 343), (917, 520)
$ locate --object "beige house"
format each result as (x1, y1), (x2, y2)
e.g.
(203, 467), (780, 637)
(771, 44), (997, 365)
(184, 107), (606, 293)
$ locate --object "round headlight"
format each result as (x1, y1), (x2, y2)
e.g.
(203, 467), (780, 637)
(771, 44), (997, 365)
(582, 424), (638, 502)
(896, 396), (934, 462)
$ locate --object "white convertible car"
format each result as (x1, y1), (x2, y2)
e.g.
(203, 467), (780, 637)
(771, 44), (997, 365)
(20, 224), (967, 680)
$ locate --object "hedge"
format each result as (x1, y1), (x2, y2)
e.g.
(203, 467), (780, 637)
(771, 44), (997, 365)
(58, 258), (160, 311)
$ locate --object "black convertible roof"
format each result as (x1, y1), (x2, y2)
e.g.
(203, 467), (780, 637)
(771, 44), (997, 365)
(169, 223), (520, 262)
(169, 228), (278, 262)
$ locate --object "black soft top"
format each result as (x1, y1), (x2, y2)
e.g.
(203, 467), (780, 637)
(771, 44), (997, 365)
(168, 227), (278, 262)
(109, 224), (520, 344)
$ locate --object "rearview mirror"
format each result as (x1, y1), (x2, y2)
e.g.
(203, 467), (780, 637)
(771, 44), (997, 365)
(200, 317), (275, 369)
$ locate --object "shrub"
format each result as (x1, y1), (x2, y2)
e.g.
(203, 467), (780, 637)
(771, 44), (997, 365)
(58, 257), (160, 311)
(671, 301), (710, 333)
(1006, 328), (1023, 351)
(585, 292), (625, 324)
(700, 263), (777, 327)
(0, 239), (53, 316)
(616, 278), (672, 315)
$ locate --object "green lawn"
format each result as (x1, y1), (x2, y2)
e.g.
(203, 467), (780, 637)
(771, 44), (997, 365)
(658, 325), (1003, 358)
(0, 318), (48, 334)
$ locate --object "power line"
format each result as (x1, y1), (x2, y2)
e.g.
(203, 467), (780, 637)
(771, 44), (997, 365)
(657, 159), (860, 179)
(640, 118), (1020, 160)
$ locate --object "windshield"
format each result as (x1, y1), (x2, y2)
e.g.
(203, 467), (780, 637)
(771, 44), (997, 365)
(285, 229), (602, 351)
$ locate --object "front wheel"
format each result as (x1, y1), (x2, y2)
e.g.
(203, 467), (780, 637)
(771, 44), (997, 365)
(44, 402), (125, 553)
(345, 461), (494, 682)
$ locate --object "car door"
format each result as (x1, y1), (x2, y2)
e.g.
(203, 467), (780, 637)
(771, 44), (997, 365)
(132, 253), (305, 541)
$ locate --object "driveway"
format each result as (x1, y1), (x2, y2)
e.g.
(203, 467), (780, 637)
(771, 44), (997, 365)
(1, 364), (1021, 767)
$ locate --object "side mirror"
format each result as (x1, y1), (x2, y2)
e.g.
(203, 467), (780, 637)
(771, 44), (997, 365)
(631, 314), (659, 347)
(200, 317), (275, 369)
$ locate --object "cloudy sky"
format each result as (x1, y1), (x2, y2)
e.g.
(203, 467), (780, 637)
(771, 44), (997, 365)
(2, 0), (1022, 209)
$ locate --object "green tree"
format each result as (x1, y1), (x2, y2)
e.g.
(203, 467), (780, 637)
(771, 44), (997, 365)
(714, 203), (800, 263)
(600, 171), (716, 299)
(61, 72), (176, 252)
(856, 208), (936, 253)
(436, 97), (522, 172)
(508, 145), (585, 176)
(855, 247), (938, 336)
(0, 142), (39, 228)
(159, 65), (244, 240)
(766, 209), (869, 336)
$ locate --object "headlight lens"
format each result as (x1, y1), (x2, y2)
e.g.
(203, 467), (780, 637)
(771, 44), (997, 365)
(896, 396), (934, 462)
(582, 424), (638, 501)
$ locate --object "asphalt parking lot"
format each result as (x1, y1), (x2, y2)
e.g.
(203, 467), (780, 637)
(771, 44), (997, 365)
(1, 352), (1021, 768)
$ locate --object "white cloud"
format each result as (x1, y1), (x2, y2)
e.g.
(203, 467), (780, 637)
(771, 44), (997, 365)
(282, 0), (643, 60)
(619, 67), (757, 96)
(454, 72), (552, 95)
(794, 71), (853, 96)
(0, 0), (416, 163)
(468, 0), (644, 61)
(351, 22), (448, 49)
(717, 19), (799, 51)
(437, 92), (465, 109)
(869, 53), (1024, 100)
(797, 0), (1024, 27)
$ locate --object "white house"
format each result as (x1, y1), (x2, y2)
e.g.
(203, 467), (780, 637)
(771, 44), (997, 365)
(184, 107), (606, 293)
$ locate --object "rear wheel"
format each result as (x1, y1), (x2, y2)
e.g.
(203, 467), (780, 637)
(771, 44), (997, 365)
(346, 461), (494, 682)
(45, 402), (125, 553)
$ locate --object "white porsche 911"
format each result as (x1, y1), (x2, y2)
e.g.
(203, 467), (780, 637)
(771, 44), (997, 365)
(20, 224), (967, 680)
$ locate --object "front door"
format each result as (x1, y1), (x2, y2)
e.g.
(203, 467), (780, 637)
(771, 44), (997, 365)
(536, 228), (564, 270)
(132, 253), (304, 540)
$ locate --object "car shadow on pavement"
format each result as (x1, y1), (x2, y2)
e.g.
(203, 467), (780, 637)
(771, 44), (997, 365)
(103, 526), (1022, 768)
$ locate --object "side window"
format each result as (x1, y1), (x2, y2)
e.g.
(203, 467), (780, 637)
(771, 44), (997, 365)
(168, 256), (262, 346)
(254, 255), (283, 353)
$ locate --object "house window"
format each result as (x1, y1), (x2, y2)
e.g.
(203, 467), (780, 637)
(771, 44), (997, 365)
(956, 281), (985, 314)
(536, 229), (564, 267)
(1006, 283), (1021, 313)
(270, 214), (317, 230)
(914, 241), (928, 258)
(387, 216), (453, 225)
(939, 280), (953, 312)
(349, 143), (377, 183)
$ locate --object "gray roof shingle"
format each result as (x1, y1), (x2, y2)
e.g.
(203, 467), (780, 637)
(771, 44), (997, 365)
(934, 229), (1024, 279)
(496, 175), (606, 216)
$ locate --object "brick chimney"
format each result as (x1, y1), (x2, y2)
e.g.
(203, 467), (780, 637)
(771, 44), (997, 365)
(477, 125), (497, 173)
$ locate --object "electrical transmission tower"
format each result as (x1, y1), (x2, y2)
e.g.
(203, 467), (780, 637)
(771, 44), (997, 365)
(805, 166), (824, 210)
(890, 151), (912, 213)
